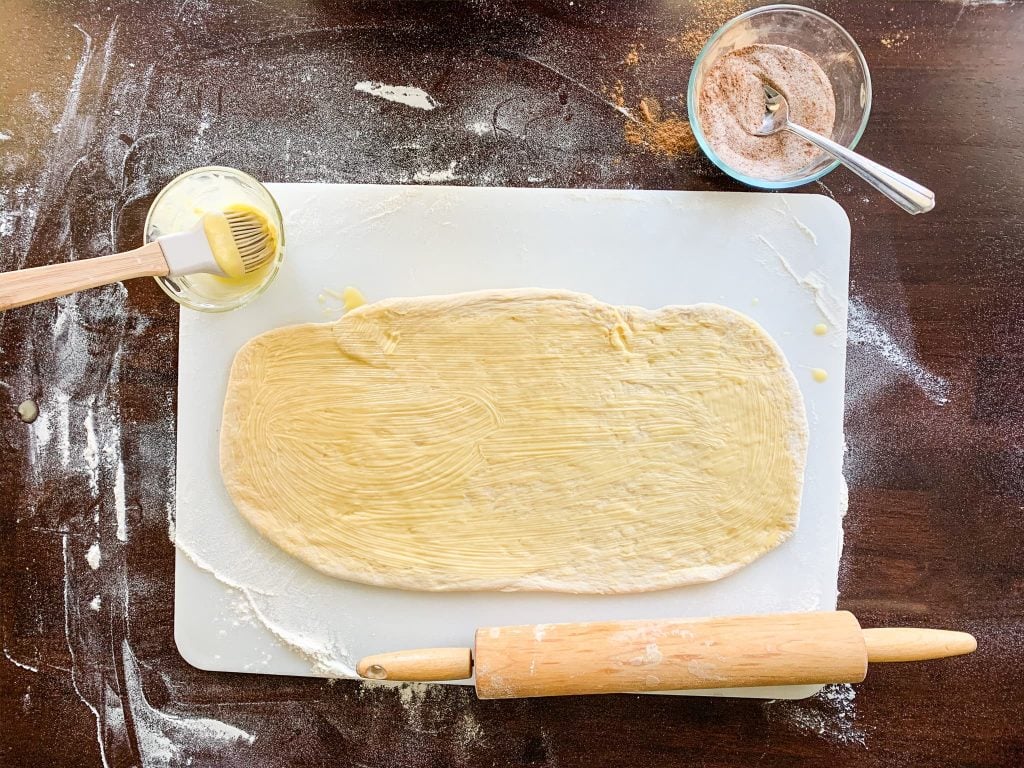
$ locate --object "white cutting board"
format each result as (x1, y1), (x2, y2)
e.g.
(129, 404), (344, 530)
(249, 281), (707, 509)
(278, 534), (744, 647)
(174, 185), (850, 699)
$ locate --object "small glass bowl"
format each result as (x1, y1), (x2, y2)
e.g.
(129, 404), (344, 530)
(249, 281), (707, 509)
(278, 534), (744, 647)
(687, 5), (871, 189)
(145, 166), (285, 312)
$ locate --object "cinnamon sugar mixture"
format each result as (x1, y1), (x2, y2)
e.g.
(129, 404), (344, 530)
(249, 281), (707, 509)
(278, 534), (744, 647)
(698, 44), (836, 180)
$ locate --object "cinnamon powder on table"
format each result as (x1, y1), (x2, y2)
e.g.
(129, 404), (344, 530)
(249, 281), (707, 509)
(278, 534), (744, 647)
(672, 0), (746, 59)
(624, 97), (697, 157)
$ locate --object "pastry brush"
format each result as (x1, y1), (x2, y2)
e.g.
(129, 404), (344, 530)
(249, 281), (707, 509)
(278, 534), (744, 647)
(0, 206), (277, 311)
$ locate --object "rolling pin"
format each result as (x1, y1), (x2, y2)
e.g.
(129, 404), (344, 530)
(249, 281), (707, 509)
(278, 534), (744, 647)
(356, 611), (975, 699)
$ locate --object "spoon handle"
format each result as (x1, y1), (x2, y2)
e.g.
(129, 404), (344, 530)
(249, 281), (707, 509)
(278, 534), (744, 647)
(784, 122), (935, 215)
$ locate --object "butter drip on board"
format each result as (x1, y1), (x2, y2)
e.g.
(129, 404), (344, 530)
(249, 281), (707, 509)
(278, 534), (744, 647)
(220, 289), (808, 593)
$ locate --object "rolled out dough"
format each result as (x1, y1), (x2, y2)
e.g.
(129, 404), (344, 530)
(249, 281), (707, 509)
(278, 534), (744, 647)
(220, 289), (807, 593)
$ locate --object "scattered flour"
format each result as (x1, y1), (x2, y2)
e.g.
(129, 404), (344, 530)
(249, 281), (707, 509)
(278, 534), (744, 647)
(357, 679), (438, 706)
(794, 218), (818, 245)
(3, 648), (40, 673)
(356, 679), (484, 757)
(397, 681), (434, 707)
(4, 22), (186, 767)
(413, 160), (461, 183)
(86, 543), (101, 570)
(755, 234), (842, 325)
(174, 541), (273, 597)
(775, 198), (819, 245)
(52, 391), (72, 469)
(62, 534), (110, 767)
(354, 81), (439, 110)
(457, 709), (484, 751)
(640, 642), (663, 665)
(847, 297), (950, 405)
(176, 540), (356, 677)
(240, 596), (356, 678)
(82, 410), (100, 493)
(114, 458), (127, 541)
(122, 641), (255, 767)
(764, 683), (866, 747)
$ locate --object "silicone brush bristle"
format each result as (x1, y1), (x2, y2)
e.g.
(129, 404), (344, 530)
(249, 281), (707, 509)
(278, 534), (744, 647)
(225, 208), (277, 273)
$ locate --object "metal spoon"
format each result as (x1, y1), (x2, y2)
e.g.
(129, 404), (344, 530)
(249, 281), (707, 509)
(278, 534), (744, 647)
(754, 84), (935, 215)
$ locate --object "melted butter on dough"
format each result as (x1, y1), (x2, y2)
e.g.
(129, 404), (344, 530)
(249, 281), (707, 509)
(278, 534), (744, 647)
(220, 289), (808, 593)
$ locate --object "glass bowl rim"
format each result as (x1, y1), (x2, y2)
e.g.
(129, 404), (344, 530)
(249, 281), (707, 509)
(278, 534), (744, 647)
(144, 165), (286, 312)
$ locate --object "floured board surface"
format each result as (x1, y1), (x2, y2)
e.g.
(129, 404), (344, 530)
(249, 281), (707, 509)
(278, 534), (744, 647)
(175, 185), (850, 699)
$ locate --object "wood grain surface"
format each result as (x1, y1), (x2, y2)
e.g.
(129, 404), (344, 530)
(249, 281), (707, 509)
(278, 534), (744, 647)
(0, 242), (166, 311)
(472, 613), (870, 698)
(1, 1), (1021, 766)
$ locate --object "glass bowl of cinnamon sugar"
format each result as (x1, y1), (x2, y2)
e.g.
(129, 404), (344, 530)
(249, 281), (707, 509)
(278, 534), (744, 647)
(687, 5), (871, 189)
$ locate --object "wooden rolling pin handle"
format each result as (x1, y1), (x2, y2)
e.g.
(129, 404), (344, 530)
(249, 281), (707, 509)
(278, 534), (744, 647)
(862, 627), (976, 662)
(0, 241), (168, 311)
(356, 647), (472, 682)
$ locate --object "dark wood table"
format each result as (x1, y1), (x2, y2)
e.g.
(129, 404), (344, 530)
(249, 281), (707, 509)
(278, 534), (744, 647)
(2, 1), (1021, 765)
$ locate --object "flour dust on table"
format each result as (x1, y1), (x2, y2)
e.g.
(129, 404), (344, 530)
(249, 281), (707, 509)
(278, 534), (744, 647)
(0, 19), (261, 765)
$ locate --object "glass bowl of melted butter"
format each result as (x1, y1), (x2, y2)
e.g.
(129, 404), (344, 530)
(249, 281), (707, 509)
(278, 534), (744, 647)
(145, 166), (284, 312)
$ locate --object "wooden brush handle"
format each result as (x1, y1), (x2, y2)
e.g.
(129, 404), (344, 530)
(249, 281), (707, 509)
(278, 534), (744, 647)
(0, 242), (167, 311)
